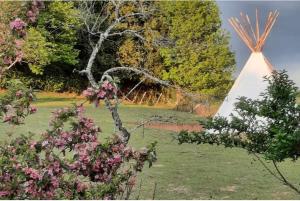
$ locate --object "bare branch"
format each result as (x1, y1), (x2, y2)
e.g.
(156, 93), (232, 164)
(272, 160), (300, 194)
(108, 30), (144, 40)
(253, 153), (282, 182)
(129, 115), (163, 133)
(101, 66), (170, 86)
(118, 12), (147, 22)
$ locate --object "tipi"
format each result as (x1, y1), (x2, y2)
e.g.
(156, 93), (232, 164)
(215, 10), (279, 118)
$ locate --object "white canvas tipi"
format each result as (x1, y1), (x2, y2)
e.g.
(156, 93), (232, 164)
(216, 10), (279, 118)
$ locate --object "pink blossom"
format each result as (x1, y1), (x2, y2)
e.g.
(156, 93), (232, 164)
(102, 80), (116, 91)
(32, 0), (45, 9)
(55, 138), (66, 149)
(64, 191), (72, 198)
(2, 173), (11, 182)
(102, 80), (110, 90)
(108, 155), (122, 166)
(128, 176), (136, 186)
(3, 115), (13, 123)
(52, 161), (61, 173)
(30, 141), (37, 149)
(27, 10), (37, 22)
(3, 56), (12, 65)
(29, 106), (37, 114)
(0, 191), (10, 197)
(76, 105), (84, 114)
(23, 168), (41, 180)
(51, 177), (59, 188)
(45, 191), (54, 199)
(97, 90), (106, 99)
(13, 163), (21, 170)
(16, 90), (23, 97)
(82, 87), (95, 97)
(15, 50), (23, 62)
(15, 39), (24, 48)
(42, 140), (49, 147)
(10, 18), (27, 30)
(76, 182), (87, 192)
(104, 195), (112, 200)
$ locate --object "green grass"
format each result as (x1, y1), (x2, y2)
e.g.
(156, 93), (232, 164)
(1, 94), (300, 199)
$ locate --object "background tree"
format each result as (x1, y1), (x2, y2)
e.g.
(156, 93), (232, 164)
(158, 1), (235, 98)
(34, 1), (81, 69)
(0, 1), (86, 92)
(117, 1), (165, 79)
(0, 1), (43, 78)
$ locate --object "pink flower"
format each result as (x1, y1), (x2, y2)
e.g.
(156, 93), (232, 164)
(29, 106), (37, 114)
(3, 115), (13, 123)
(102, 81), (110, 90)
(128, 176), (136, 186)
(52, 161), (61, 173)
(55, 138), (66, 148)
(3, 56), (12, 65)
(76, 105), (84, 114)
(30, 141), (37, 149)
(82, 87), (95, 97)
(15, 39), (24, 48)
(16, 90), (23, 97)
(10, 18), (27, 30)
(15, 50), (23, 62)
(27, 10), (37, 22)
(108, 154), (122, 166)
(97, 90), (106, 99)
(14, 163), (21, 170)
(42, 140), (49, 147)
(76, 182), (87, 192)
(45, 191), (54, 199)
(32, 0), (45, 9)
(23, 168), (41, 180)
(102, 80), (116, 91)
(0, 191), (10, 197)
(104, 195), (112, 200)
(51, 177), (59, 188)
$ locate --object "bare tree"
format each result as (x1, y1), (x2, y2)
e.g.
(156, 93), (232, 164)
(76, 1), (169, 144)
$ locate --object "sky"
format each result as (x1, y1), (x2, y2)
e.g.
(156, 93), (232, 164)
(216, 1), (300, 87)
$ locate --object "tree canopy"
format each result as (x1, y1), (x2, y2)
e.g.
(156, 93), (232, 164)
(158, 1), (235, 97)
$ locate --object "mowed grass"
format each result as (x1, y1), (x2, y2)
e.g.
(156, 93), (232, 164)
(1, 93), (300, 199)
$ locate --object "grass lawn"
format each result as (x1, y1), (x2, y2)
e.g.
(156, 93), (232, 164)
(1, 93), (300, 199)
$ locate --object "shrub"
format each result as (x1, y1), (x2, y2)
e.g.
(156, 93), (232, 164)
(0, 70), (88, 93)
(0, 79), (36, 124)
(0, 81), (157, 199)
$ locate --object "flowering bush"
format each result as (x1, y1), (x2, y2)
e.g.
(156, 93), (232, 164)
(10, 18), (27, 32)
(0, 79), (36, 125)
(0, 81), (157, 199)
(0, 0), (44, 76)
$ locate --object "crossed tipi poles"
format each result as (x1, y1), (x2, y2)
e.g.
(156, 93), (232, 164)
(228, 9), (279, 53)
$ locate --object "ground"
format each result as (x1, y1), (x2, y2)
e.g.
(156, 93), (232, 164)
(1, 93), (300, 199)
